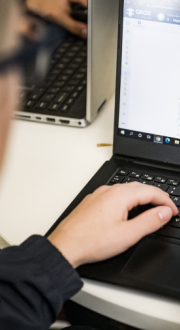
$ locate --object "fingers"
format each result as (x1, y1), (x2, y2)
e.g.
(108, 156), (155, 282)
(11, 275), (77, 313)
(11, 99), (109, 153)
(26, 0), (88, 38)
(70, 0), (88, 7)
(69, 0), (88, 38)
(115, 182), (178, 215)
(56, 12), (87, 38)
(18, 16), (42, 41)
(120, 205), (173, 251)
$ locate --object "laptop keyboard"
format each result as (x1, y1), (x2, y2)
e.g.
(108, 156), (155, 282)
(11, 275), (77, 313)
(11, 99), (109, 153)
(23, 36), (87, 115)
(108, 168), (180, 240)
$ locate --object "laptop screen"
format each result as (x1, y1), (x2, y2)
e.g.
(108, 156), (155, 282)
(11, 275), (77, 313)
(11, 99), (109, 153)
(118, 0), (180, 148)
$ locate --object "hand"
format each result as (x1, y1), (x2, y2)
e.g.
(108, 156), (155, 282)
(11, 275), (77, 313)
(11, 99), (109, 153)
(26, 0), (88, 39)
(48, 183), (178, 268)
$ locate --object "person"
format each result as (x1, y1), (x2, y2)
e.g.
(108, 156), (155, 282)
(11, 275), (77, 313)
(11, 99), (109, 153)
(0, 1), (178, 330)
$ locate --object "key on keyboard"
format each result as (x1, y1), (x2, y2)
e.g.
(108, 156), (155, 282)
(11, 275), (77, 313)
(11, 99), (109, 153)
(24, 36), (87, 115)
(108, 168), (180, 240)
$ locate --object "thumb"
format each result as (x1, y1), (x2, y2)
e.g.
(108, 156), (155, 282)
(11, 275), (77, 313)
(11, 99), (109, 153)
(123, 206), (173, 249)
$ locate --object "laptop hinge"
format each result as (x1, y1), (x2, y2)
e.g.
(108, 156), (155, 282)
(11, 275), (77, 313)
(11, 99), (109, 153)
(113, 154), (180, 173)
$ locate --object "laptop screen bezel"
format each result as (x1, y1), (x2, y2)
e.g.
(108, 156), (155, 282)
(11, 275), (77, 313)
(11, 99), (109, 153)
(113, 0), (180, 166)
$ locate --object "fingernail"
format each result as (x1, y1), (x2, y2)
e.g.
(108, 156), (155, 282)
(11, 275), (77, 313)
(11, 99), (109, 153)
(81, 27), (87, 38)
(158, 207), (172, 224)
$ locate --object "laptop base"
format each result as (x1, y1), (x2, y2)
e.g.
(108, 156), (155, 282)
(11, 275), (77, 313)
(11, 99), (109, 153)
(46, 155), (180, 301)
(15, 111), (88, 128)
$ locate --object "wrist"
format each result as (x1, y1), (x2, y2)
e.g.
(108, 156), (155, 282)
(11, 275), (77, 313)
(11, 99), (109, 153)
(48, 233), (82, 269)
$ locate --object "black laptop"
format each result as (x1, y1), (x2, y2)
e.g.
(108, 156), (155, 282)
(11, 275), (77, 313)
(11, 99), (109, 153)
(46, 0), (180, 300)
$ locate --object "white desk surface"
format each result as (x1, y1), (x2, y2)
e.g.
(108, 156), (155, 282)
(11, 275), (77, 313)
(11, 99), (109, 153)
(0, 95), (180, 330)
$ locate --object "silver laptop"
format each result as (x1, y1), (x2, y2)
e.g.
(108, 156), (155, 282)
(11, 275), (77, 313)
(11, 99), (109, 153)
(16, 0), (119, 128)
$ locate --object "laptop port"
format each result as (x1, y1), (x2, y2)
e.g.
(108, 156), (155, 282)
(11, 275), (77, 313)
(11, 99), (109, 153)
(35, 117), (42, 120)
(60, 120), (70, 124)
(46, 118), (55, 122)
(16, 114), (31, 119)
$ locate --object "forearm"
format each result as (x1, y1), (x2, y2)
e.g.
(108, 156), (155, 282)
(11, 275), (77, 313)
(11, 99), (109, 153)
(0, 235), (83, 330)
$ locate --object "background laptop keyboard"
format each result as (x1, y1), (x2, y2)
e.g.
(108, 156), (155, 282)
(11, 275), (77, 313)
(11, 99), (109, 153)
(22, 36), (87, 116)
(108, 169), (180, 240)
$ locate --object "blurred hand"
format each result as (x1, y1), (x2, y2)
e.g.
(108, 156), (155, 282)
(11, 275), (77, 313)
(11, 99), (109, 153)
(26, 0), (88, 38)
(48, 182), (178, 268)
(18, 16), (42, 41)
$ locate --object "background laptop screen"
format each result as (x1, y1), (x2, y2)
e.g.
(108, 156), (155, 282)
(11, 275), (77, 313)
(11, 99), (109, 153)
(118, 0), (180, 147)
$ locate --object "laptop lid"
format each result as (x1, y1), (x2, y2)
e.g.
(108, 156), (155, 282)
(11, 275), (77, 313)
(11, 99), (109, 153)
(86, 0), (119, 123)
(114, 0), (180, 166)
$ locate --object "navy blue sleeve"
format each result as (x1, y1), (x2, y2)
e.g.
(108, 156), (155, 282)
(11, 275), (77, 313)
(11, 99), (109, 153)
(0, 235), (83, 330)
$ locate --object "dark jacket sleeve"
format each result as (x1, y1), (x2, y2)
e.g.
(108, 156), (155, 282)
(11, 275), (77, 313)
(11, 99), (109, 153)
(0, 235), (83, 330)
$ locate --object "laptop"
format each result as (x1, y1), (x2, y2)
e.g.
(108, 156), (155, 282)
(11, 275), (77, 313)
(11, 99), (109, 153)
(46, 0), (180, 300)
(15, 0), (119, 128)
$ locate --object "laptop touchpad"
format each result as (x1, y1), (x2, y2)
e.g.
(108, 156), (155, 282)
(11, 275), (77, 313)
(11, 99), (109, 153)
(121, 237), (180, 292)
